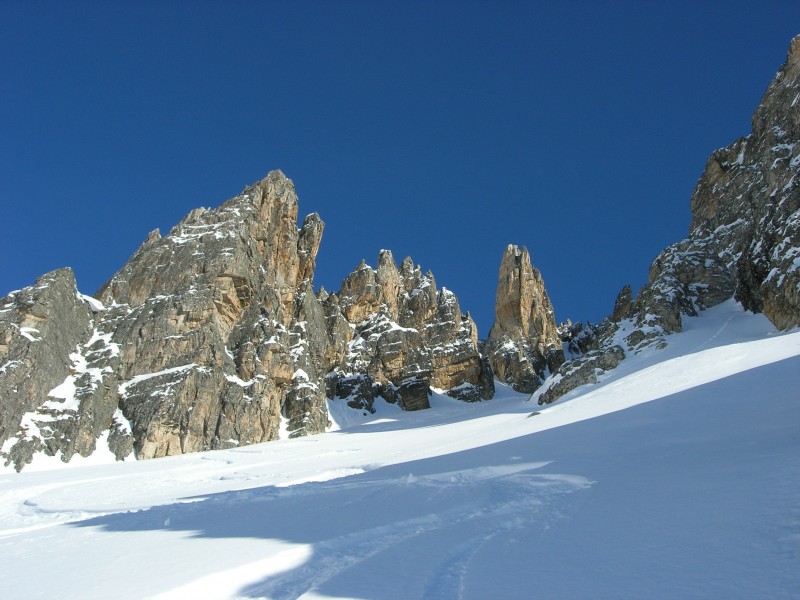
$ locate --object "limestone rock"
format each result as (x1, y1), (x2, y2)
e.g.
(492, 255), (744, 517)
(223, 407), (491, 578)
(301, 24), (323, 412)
(484, 245), (563, 393)
(611, 285), (634, 322)
(2, 175), (488, 469)
(0, 269), (122, 471)
(0, 171), (335, 468)
(632, 236), (736, 339)
(488, 245), (560, 343)
(689, 34), (800, 330)
(536, 345), (625, 405)
(327, 251), (493, 410)
(536, 35), (800, 405)
(99, 171), (332, 458)
(600, 33), (800, 355)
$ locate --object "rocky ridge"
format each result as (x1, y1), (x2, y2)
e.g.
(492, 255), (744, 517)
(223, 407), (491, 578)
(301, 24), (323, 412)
(535, 34), (800, 404)
(0, 173), (513, 470)
(0, 269), (132, 466)
(2, 173), (334, 468)
(3, 35), (800, 470)
(325, 250), (494, 412)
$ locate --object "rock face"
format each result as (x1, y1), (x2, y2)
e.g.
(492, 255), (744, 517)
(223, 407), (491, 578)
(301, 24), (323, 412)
(537, 345), (625, 406)
(635, 34), (800, 338)
(0, 269), (130, 467)
(1, 172), (333, 469)
(325, 251), (493, 411)
(536, 34), (800, 405)
(484, 245), (563, 393)
(95, 171), (333, 460)
(696, 36), (800, 331)
(1, 172), (495, 470)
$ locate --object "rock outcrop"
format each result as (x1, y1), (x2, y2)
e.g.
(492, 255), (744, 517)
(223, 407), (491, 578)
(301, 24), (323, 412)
(0, 269), (130, 467)
(537, 345), (625, 406)
(325, 251), (493, 411)
(698, 36), (800, 331)
(2, 172), (333, 469)
(96, 171), (333, 459)
(1, 172), (495, 470)
(631, 34), (800, 338)
(536, 34), (800, 405)
(484, 245), (563, 393)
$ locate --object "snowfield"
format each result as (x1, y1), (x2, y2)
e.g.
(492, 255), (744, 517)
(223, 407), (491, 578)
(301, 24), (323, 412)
(1, 300), (799, 599)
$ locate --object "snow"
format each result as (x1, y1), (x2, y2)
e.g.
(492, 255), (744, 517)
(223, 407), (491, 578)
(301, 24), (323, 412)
(85, 328), (120, 357)
(46, 373), (81, 412)
(112, 408), (132, 435)
(18, 326), (41, 341)
(1, 300), (799, 599)
(292, 369), (310, 381)
(169, 221), (239, 245)
(7, 430), (133, 473)
(0, 359), (22, 374)
(226, 374), (258, 387)
(79, 293), (105, 312)
(118, 363), (200, 396)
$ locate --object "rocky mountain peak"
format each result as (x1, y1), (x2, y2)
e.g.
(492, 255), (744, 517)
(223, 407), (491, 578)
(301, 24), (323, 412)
(682, 35), (800, 331)
(484, 244), (563, 393)
(535, 33), (800, 406)
(488, 244), (559, 344)
(0, 268), (130, 468)
(2, 172), (338, 469)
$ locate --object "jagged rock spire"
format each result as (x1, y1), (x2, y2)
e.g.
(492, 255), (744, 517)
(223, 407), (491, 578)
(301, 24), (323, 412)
(327, 251), (493, 411)
(485, 244), (563, 393)
(489, 245), (560, 344)
(1, 171), (493, 470)
(1, 171), (336, 470)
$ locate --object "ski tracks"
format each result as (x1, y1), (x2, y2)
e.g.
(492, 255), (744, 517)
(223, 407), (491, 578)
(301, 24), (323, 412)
(240, 465), (591, 600)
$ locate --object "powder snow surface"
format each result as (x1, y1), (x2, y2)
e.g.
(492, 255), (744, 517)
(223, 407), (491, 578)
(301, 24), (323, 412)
(0, 300), (799, 599)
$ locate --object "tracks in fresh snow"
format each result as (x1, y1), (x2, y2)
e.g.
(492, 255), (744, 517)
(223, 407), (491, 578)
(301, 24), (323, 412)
(237, 464), (589, 600)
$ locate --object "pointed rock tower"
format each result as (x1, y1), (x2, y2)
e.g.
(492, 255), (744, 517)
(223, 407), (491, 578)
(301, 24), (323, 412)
(484, 245), (563, 393)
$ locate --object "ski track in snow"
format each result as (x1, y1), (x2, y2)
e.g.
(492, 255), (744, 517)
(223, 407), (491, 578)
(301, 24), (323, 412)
(238, 466), (588, 600)
(1, 300), (799, 599)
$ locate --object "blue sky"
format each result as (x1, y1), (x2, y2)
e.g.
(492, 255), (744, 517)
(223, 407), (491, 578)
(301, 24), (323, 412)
(2, 1), (798, 335)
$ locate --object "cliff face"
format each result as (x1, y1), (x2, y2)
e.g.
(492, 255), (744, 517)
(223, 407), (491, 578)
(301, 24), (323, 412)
(2, 172), (334, 469)
(0, 269), (123, 466)
(325, 250), (493, 412)
(536, 34), (800, 405)
(96, 172), (333, 458)
(484, 245), (563, 393)
(694, 35), (800, 331)
(1, 173), (497, 470)
(632, 34), (800, 339)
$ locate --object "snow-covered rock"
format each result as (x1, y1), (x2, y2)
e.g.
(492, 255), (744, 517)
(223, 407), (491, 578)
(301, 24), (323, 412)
(538, 34), (800, 405)
(326, 250), (493, 410)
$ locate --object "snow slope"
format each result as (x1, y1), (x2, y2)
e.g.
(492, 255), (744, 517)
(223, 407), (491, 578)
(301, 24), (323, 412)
(0, 300), (798, 599)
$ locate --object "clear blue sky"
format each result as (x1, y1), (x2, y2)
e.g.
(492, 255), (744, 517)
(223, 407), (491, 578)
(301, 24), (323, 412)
(2, 1), (798, 335)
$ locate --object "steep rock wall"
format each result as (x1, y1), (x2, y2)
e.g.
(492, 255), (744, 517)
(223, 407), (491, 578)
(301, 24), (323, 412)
(484, 245), (563, 393)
